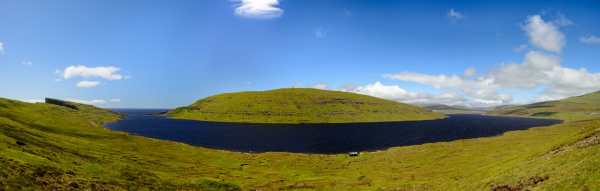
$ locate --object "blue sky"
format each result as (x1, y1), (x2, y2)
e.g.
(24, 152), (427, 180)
(1, 0), (600, 109)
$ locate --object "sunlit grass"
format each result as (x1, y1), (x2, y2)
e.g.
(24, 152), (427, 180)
(170, 88), (446, 123)
(1, 97), (599, 190)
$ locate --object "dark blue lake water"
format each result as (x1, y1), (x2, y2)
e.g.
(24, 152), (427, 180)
(102, 109), (563, 154)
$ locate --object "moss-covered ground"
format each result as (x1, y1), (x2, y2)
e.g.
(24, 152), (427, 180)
(486, 91), (600, 122)
(2, 97), (600, 190)
(170, 88), (446, 123)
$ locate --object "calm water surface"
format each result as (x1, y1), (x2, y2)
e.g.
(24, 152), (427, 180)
(103, 109), (563, 154)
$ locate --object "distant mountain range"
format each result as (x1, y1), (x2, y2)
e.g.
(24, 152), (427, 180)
(412, 103), (485, 114)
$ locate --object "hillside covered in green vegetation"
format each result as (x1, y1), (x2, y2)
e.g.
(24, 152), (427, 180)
(169, 88), (446, 123)
(2, 97), (600, 190)
(413, 103), (485, 114)
(486, 91), (600, 121)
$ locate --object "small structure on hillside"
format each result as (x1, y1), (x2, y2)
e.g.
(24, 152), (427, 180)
(349, 152), (358, 156)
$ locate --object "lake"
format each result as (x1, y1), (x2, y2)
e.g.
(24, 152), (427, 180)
(102, 109), (563, 154)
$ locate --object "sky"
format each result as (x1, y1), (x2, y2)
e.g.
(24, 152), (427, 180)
(1, 0), (600, 109)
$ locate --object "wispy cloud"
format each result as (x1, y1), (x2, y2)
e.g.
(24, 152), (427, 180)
(0, 42), (4, 54)
(342, 8), (353, 19)
(76, 81), (101, 88)
(513, 44), (528, 52)
(580, 36), (600, 44)
(305, 82), (329, 90)
(552, 12), (574, 26)
(446, 9), (465, 24)
(539, 8), (551, 15)
(124, 75), (131, 79)
(63, 65), (123, 80)
(496, 31), (503, 40)
(65, 98), (107, 105)
(109, 99), (121, 102)
(53, 79), (62, 81)
(21, 61), (32, 66)
(232, 0), (283, 19)
(289, 83), (303, 88)
(315, 28), (330, 38)
(246, 81), (250, 84)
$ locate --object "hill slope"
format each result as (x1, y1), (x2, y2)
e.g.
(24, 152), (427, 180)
(486, 91), (600, 121)
(413, 103), (484, 114)
(2, 97), (600, 190)
(170, 88), (446, 123)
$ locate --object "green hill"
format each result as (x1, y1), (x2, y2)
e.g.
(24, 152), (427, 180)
(413, 103), (484, 114)
(2, 97), (600, 190)
(170, 88), (446, 123)
(0, 98), (600, 191)
(486, 91), (600, 121)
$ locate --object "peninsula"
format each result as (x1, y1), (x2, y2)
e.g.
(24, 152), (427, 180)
(168, 88), (446, 123)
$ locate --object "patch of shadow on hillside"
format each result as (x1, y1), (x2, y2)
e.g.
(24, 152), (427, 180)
(531, 112), (558, 117)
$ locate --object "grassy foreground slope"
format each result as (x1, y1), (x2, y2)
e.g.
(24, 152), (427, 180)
(170, 88), (446, 123)
(486, 91), (600, 121)
(2, 97), (600, 190)
(413, 103), (485, 114)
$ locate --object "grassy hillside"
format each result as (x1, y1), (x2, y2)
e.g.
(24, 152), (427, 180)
(413, 103), (485, 114)
(486, 91), (600, 121)
(170, 88), (446, 123)
(2, 97), (600, 190)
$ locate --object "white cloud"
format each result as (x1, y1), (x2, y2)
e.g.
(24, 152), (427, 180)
(315, 28), (330, 38)
(461, 67), (477, 79)
(0, 42), (4, 54)
(580, 36), (600, 44)
(342, 8), (353, 18)
(65, 98), (107, 105)
(54, 69), (60, 74)
(63, 65), (122, 80)
(76, 81), (101, 88)
(521, 15), (566, 54)
(513, 44), (528, 52)
(232, 0), (283, 19)
(246, 81), (250, 84)
(533, 95), (566, 103)
(465, 99), (504, 108)
(20, 99), (44, 103)
(124, 75), (131, 79)
(109, 99), (121, 102)
(384, 50), (600, 99)
(447, 9), (465, 24)
(306, 82), (329, 90)
(496, 31), (503, 40)
(53, 79), (62, 81)
(459, 88), (512, 103)
(333, 81), (467, 102)
(289, 83), (303, 88)
(552, 12), (574, 26)
(21, 61), (32, 66)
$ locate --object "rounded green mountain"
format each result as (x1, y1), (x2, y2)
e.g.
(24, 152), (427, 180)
(169, 88), (446, 123)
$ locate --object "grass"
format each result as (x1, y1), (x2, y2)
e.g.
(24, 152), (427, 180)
(1, 97), (600, 190)
(486, 90), (600, 121)
(169, 88), (446, 123)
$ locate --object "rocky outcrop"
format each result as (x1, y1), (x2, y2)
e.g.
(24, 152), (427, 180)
(45, 98), (78, 110)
